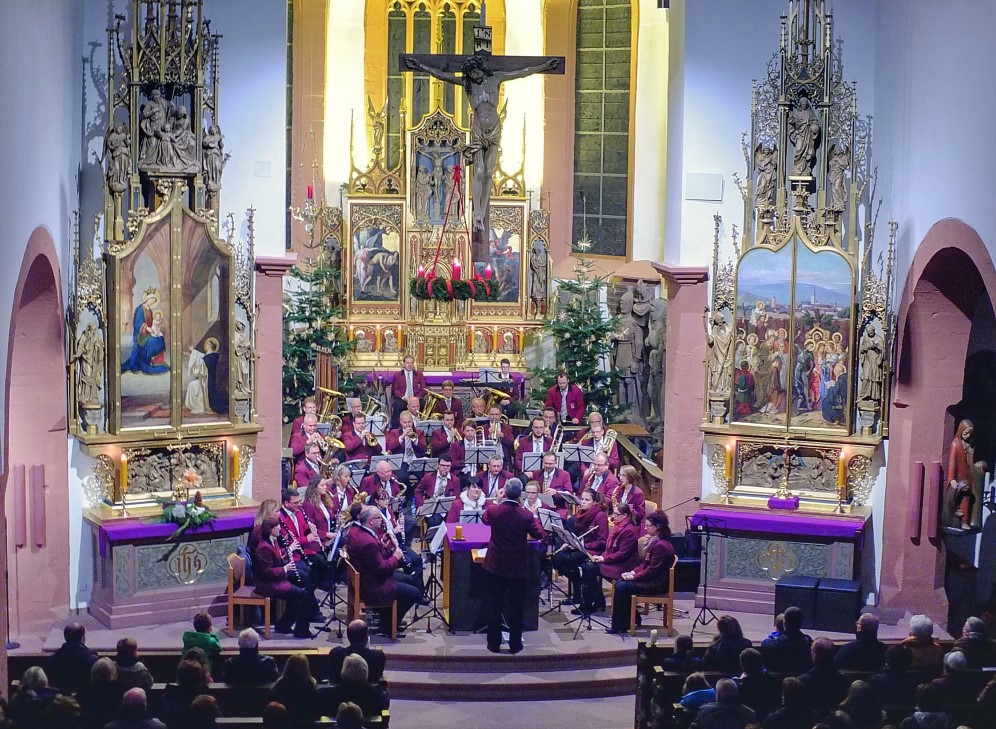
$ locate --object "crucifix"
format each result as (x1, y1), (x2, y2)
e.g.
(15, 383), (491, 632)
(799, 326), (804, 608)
(400, 4), (564, 266)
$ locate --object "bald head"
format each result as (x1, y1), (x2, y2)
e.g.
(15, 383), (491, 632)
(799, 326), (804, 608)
(121, 688), (148, 718)
(375, 461), (393, 479)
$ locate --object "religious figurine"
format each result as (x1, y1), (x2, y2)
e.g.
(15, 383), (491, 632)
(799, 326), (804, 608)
(647, 298), (667, 423)
(233, 320), (252, 400)
(367, 96), (387, 160)
(945, 420), (987, 531)
(72, 324), (105, 408)
(704, 309), (734, 397)
(499, 331), (515, 354)
(382, 329), (399, 353)
(828, 142), (850, 210)
(138, 88), (171, 169)
(528, 239), (548, 316)
(413, 166), (432, 224)
(184, 346), (210, 414)
(754, 142), (777, 207)
(354, 330), (374, 353)
(474, 329), (490, 354)
(613, 288), (644, 407)
(103, 123), (131, 194)
(857, 322), (885, 404)
(162, 106), (199, 173)
(789, 95), (821, 176)
(202, 123), (227, 191)
(631, 281), (653, 415)
(402, 53), (560, 260)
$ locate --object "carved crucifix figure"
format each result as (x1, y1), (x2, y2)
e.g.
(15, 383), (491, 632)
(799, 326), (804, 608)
(400, 18), (563, 264)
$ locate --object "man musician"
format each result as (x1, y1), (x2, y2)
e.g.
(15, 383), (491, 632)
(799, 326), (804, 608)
(360, 460), (405, 503)
(390, 355), (426, 427)
(575, 411), (619, 471)
(341, 413), (383, 464)
(542, 406), (563, 446)
(340, 398), (364, 435)
(535, 451), (573, 493)
(430, 411), (461, 458)
(450, 421), (482, 486)
(414, 454), (461, 510)
(485, 404), (514, 467)
(289, 397), (317, 442)
(545, 371), (585, 425)
(469, 396), (488, 420)
(579, 452), (618, 505)
(439, 380), (464, 428)
(289, 413), (323, 464)
(277, 488), (326, 592)
(385, 410), (426, 485)
(294, 442), (324, 489)
(515, 416), (552, 474)
(477, 456), (514, 500)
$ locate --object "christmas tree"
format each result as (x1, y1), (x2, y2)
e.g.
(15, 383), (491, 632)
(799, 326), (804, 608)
(532, 234), (624, 421)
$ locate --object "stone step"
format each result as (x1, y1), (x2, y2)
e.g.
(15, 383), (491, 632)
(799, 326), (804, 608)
(384, 645), (637, 674)
(385, 665), (637, 701)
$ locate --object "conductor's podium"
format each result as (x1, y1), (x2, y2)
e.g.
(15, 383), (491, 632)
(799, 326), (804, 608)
(441, 522), (544, 632)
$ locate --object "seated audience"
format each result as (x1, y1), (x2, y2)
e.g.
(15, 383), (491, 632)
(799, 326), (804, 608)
(48, 623), (98, 695)
(901, 614), (945, 675)
(662, 634), (697, 672)
(223, 628), (279, 686)
(38, 694), (82, 729)
(267, 654), (320, 728)
(977, 671), (996, 712)
(760, 606), (813, 672)
(160, 659), (211, 729)
(897, 683), (950, 729)
(182, 612), (222, 680)
(690, 678), (757, 729)
(321, 655), (389, 718)
(700, 615), (753, 674)
(836, 613), (887, 671)
(105, 687), (166, 729)
(78, 658), (124, 729)
(762, 677), (819, 729)
(799, 637), (851, 718)
(261, 702), (290, 729)
(335, 702), (365, 729)
(9, 667), (60, 729)
(868, 645), (919, 708)
(328, 619), (387, 684)
(952, 616), (996, 669)
(838, 680), (886, 729)
(735, 648), (781, 721)
(187, 695), (220, 729)
(113, 638), (154, 691)
(930, 650), (978, 705)
(680, 673), (717, 711)
(767, 613), (784, 641)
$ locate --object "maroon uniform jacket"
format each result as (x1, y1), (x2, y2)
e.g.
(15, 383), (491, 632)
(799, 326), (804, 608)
(340, 414), (357, 435)
(514, 434), (552, 473)
(628, 537), (675, 592)
(289, 415), (306, 442)
(385, 428), (427, 460)
(483, 420), (514, 463)
(414, 472), (461, 508)
(430, 427), (461, 458)
(359, 475), (405, 502)
(277, 508), (320, 558)
(445, 496), (488, 523)
(294, 459), (322, 489)
(329, 485), (359, 522)
(574, 428), (620, 470)
(438, 397), (464, 428)
(448, 439), (478, 475)
(252, 538), (296, 597)
(390, 368), (427, 400)
(476, 469), (514, 499)
(580, 470), (619, 504)
(536, 467), (574, 494)
(341, 431), (383, 463)
(598, 519), (641, 580)
(481, 500), (544, 579)
(348, 525), (400, 607)
(301, 500), (335, 544)
(288, 430), (315, 463)
(545, 384), (585, 423)
(612, 483), (647, 524)
(575, 506), (609, 555)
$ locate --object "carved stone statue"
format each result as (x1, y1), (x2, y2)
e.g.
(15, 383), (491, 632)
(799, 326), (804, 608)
(828, 143), (850, 210)
(104, 123), (131, 194)
(857, 322), (885, 404)
(754, 142), (777, 206)
(499, 332), (516, 354)
(138, 88), (171, 169)
(382, 329), (399, 353)
(647, 298), (668, 423)
(233, 320), (252, 400)
(945, 419), (987, 531)
(613, 288), (645, 408)
(474, 329), (490, 354)
(632, 281), (653, 414)
(72, 324), (104, 407)
(705, 310), (734, 396)
(528, 239), (548, 315)
(354, 330), (374, 353)
(789, 96), (821, 176)
(413, 166), (432, 224)
(368, 97), (387, 160)
(202, 124), (227, 191)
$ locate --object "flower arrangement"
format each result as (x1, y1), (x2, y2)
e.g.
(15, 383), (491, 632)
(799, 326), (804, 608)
(154, 469), (217, 539)
(410, 262), (500, 302)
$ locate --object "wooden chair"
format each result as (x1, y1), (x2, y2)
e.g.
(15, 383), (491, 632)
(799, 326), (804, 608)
(629, 553), (678, 636)
(226, 553), (271, 638)
(345, 557), (398, 641)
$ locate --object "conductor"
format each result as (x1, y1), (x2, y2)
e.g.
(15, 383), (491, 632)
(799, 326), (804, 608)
(481, 478), (544, 655)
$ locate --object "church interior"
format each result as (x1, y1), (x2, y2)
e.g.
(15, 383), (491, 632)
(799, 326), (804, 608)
(2, 1), (996, 728)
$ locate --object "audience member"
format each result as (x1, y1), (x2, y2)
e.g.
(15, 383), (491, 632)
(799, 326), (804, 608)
(113, 638), (154, 691)
(977, 671), (996, 712)
(9, 666), (60, 728)
(260, 702), (290, 729)
(662, 634), (696, 671)
(267, 655), (320, 728)
(78, 657), (124, 729)
(951, 616), (996, 669)
(763, 677), (819, 729)
(869, 645), (919, 707)
(335, 702), (364, 729)
(0, 695), (10, 729)
(691, 678), (757, 729)
(930, 651), (978, 705)
(320, 655), (389, 718)
(187, 695), (220, 729)
(901, 615), (944, 675)
(160, 659), (211, 729)
(48, 623), (98, 695)
(760, 606), (813, 672)
(106, 688), (167, 729)
(328, 620), (386, 684)
(799, 637), (851, 718)
(701, 615), (753, 674)
(836, 614), (888, 671)
(897, 683), (951, 729)
(735, 648), (781, 721)
(37, 694), (82, 729)
(838, 680), (886, 729)
(223, 628), (279, 686)
(182, 612), (222, 680)
(181, 647), (209, 669)
(766, 613), (784, 642)
(680, 673), (717, 711)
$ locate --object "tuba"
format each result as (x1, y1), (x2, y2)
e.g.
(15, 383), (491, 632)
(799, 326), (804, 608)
(421, 390), (445, 420)
(317, 387), (345, 423)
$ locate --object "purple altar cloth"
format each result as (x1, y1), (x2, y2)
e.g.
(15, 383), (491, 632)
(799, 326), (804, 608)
(444, 522), (544, 552)
(689, 508), (865, 540)
(96, 514), (254, 558)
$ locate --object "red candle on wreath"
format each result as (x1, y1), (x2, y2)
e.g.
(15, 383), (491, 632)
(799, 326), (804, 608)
(452, 258), (462, 281)
(417, 265), (425, 280)
(484, 263), (493, 280)
(307, 184), (314, 200)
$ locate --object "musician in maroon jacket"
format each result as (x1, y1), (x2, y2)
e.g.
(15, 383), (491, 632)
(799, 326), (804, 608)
(359, 461), (405, 502)
(477, 456), (514, 500)
(484, 404), (514, 466)
(328, 465), (359, 524)
(612, 465), (648, 525)
(445, 482), (488, 523)
(302, 476), (336, 550)
(294, 442), (323, 489)
(289, 414), (322, 463)
(340, 398), (363, 435)
(514, 417), (552, 474)
(288, 397), (317, 445)
(535, 452), (574, 493)
(482, 479), (545, 654)
(574, 411), (620, 471)
(253, 515), (319, 639)
(348, 506), (420, 638)
(608, 511), (675, 634)
(449, 421), (481, 484)
(390, 355), (427, 426)
(414, 455), (460, 509)
(551, 488), (609, 604)
(579, 452), (619, 504)
(438, 380), (464, 428)
(341, 413), (383, 464)
(385, 411), (427, 459)
(544, 372), (585, 424)
(578, 502), (641, 614)
(429, 411), (461, 458)
(278, 488), (325, 591)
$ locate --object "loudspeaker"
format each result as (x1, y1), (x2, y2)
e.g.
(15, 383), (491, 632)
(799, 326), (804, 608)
(815, 578), (862, 633)
(774, 575), (819, 629)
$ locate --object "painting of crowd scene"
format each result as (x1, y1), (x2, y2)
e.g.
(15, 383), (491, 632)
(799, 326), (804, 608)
(732, 242), (853, 431)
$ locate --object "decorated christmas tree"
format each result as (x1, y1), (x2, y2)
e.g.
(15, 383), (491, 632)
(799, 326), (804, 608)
(532, 234), (624, 421)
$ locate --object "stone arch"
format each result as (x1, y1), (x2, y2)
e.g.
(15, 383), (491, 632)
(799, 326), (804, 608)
(879, 218), (996, 628)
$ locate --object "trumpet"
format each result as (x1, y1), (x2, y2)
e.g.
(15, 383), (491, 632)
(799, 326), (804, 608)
(358, 429), (378, 447)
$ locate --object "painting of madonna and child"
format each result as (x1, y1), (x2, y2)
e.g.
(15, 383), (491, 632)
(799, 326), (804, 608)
(732, 241), (853, 431)
(119, 215), (232, 429)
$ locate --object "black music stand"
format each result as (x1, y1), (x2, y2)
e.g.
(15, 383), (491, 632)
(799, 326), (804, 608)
(413, 524), (449, 632)
(552, 524), (609, 638)
(687, 514), (725, 633)
(316, 529), (348, 639)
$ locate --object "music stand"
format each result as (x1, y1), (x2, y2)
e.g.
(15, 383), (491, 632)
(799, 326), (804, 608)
(342, 461), (368, 490)
(558, 491), (581, 506)
(552, 525), (609, 638)
(367, 414), (388, 437)
(525, 408), (543, 420)
(521, 451), (544, 474)
(687, 514), (725, 633)
(422, 420), (445, 437)
(459, 509), (484, 524)
(465, 444), (500, 468)
(413, 524), (449, 632)
(370, 453), (403, 471)
(537, 506), (562, 528)
(316, 530), (348, 638)
(479, 368), (502, 383)
(562, 443), (595, 467)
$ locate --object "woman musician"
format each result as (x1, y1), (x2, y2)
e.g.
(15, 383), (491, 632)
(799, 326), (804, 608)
(551, 489), (609, 605)
(249, 499), (280, 555)
(373, 488), (425, 595)
(328, 465), (359, 526)
(613, 465), (648, 526)
(302, 476), (337, 553)
(445, 482), (488, 523)
(607, 511), (675, 634)
(579, 502), (641, 615)
(252, 515), (319, 639)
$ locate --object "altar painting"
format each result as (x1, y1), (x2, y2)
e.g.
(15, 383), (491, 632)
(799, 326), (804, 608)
(348, 202), (404, 310)
(411, 141), (465, 228)
(471, 204), (524, 310)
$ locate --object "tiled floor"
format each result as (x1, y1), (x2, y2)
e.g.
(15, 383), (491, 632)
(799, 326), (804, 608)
(388, 696), (636, 729)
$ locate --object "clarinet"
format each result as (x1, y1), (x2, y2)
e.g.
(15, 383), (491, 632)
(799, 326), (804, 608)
(274, 533), (304, 586)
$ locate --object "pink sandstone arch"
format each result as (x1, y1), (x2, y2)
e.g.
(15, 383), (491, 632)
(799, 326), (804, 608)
(1, 228), (69, 683)
(879, 218), (996, 628)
